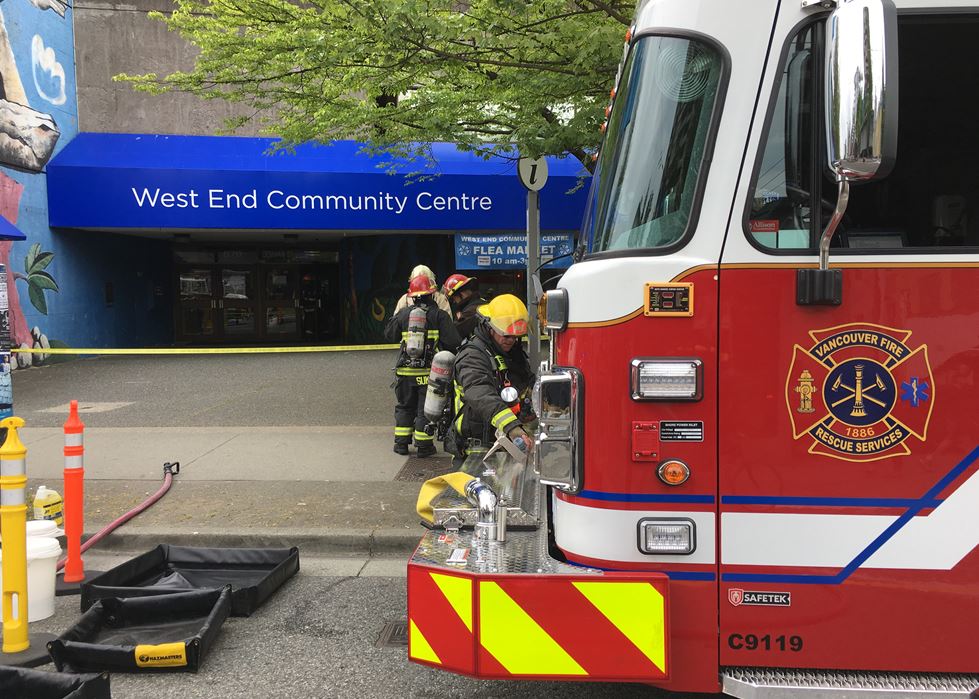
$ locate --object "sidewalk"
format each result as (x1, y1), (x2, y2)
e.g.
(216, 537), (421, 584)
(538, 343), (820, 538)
(26, 477), (427, 556)
(11, 353), (454, 557)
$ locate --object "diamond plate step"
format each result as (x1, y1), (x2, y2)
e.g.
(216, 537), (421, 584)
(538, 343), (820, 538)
(722, 667), (979, 698)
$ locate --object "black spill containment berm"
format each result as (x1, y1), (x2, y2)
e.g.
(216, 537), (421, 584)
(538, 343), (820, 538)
(0, 665), (111, 698)
(48, 587), (232, 673)
(80, 545), (300, 617)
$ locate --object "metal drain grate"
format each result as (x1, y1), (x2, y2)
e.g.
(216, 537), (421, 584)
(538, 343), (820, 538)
(376, 619), (409, 648)
(394, 455), (454, 482)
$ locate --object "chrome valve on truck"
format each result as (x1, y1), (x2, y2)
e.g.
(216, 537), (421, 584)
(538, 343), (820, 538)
(464, 478), (502, 542)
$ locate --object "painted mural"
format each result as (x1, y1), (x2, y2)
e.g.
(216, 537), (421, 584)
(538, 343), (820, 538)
(341, 235), (454, 344)
(0, 0), (74, 365)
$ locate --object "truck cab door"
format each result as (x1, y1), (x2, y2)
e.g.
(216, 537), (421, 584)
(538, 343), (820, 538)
(717, 10), (979, 674)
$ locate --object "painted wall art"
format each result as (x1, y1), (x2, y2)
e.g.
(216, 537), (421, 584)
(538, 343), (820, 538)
(0, 0), (74, 364)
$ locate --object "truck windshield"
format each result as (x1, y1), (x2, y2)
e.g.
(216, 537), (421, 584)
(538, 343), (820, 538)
(586, 35), (723, 253)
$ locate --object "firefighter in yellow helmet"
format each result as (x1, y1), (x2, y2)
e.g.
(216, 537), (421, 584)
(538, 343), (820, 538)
(448, 293), (536, 465)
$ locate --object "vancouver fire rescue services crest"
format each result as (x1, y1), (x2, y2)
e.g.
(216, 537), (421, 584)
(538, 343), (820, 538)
(785, 323), (934, 462)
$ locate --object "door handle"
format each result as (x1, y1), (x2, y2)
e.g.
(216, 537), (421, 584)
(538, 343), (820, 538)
(219, 300), (224, 309)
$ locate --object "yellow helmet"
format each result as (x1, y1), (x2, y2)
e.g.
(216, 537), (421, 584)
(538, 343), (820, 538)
(478, 294), (529, 336)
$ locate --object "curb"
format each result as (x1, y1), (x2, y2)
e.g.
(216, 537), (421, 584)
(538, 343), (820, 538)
(82, 526), (420, 557)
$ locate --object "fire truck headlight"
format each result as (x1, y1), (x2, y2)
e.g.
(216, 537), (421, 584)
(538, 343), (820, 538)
(539, 289), (568, 331)
(630, 358), (703, 401)
(638, 518), (696, 555)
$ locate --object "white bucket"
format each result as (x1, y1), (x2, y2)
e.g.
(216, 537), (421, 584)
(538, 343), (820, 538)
(0, 536), (62, 622)
(26, 519), (64, 539)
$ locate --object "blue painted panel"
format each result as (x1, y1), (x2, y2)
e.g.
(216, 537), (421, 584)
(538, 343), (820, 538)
(0, 216), (27, 240)
(48, 135), (590, 232)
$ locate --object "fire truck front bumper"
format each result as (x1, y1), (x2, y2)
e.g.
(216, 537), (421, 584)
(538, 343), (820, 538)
(407, 526), (671, 681)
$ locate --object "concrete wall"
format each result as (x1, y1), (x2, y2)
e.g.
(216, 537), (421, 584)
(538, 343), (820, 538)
(74, 0), (267, 135)
(0, 0), (180, 357)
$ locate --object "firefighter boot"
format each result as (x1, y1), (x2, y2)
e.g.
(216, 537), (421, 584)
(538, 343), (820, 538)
(394, 425), (412, 455)
(415, 421), (437, 458)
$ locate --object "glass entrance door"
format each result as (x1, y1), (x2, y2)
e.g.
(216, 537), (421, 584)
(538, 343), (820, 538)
(265, 267), (299, 339)
(220, 268), (258, 339)
(175, 249), (339, 344)
(298, 267), (338, 341)
(177, 268), (217, 339)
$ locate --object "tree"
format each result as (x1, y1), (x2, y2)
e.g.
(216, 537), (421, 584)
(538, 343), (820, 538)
(117, 0), (634, 169)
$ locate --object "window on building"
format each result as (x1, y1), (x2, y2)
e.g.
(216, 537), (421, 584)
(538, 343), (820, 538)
(748, 14), (979, 251)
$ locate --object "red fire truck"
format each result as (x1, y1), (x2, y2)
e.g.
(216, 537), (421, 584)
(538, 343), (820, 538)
(407, 0), (979, 694)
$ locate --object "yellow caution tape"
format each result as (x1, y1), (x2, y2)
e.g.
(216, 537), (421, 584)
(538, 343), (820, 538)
(11, 344), (399, 355)
(416, 471), (475, 523)
(12, 337), (547, 356)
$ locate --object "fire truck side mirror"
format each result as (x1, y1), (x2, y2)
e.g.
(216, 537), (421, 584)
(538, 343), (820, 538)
(825, 0), (899, 183)
(800, 0), (898, 306)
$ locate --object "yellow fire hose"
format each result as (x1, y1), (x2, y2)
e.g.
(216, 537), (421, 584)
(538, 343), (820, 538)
(416, 472), (476, 523)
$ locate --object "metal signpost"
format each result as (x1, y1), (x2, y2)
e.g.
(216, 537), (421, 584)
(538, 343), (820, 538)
(517, 156), (548, 370)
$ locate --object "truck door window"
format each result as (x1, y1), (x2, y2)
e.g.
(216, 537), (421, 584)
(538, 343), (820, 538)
(586, 35), (724, 255)
(749, 25), (820, 249)
(748, 15), (979, 252)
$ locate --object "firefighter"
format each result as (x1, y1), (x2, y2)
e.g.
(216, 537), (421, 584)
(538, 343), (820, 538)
(393, 264), (452, 315)
(442, 273), (486, 340)
(386, 274), (461, 457)
(449, 294), (536, 465)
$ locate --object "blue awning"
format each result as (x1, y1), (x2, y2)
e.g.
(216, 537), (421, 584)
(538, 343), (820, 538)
(46, 134), (588, 233)
(0, 215), (27, 241)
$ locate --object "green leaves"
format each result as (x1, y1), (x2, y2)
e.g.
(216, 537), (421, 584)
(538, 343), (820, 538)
(24, 243), (59, 315)
(116, 0), (635, 169)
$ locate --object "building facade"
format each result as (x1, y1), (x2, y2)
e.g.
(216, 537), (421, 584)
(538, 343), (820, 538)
(0, 0), (586, 353)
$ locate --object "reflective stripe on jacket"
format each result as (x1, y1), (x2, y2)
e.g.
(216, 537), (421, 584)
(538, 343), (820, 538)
(385, 302), (461, 375)
(452, 325), (534, 446)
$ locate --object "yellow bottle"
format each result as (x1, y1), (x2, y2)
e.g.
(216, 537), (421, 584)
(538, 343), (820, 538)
(33, 485), (64, 527)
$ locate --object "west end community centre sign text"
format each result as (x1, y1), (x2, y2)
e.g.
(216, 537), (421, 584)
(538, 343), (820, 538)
(48, 168), (587, 232)
(131, 187), (494, 215)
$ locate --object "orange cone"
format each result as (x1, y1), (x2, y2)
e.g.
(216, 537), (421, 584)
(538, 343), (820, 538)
(61, 400), (85, 584)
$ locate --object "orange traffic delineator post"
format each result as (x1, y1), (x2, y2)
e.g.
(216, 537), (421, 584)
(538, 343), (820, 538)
(0, 416), (55, 667)
(56, 400), (102, 596)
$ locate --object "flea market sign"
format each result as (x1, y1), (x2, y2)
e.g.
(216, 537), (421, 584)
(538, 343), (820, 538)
(455, 233), (574, 270)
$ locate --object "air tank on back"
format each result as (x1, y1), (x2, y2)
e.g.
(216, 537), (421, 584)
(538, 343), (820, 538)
(424, 351), (455, 421)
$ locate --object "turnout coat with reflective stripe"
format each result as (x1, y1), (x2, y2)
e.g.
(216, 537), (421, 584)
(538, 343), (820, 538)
(453, 325), (534, 444)
(385, 302), (461, 375)
(454, 295), (487, 341)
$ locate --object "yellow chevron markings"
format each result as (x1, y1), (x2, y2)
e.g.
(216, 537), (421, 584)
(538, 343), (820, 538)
(430, 573), (473, 633)
(409, 619), (441, 664)
(479, 581), (587, 676)
(572, 581), (667, 673)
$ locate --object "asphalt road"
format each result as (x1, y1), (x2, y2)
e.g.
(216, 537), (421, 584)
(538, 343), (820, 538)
(11, 352), (397, 428)
(11, 355), (726, 698)
(25, 553), (723, 699)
